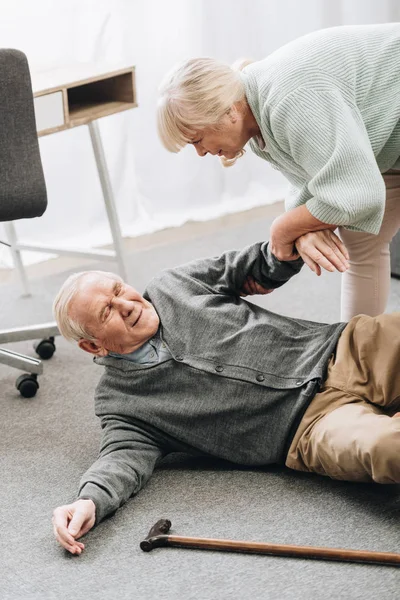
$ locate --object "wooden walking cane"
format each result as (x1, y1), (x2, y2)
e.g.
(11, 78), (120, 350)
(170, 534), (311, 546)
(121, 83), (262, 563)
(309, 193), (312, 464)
(140, 519), (400, 567)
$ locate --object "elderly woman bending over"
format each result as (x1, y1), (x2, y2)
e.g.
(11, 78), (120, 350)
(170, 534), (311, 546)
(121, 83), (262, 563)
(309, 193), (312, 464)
(157, 24), (400, 320)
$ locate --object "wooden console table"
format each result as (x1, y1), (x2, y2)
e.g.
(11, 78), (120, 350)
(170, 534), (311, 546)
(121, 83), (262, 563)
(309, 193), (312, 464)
(6, 64), (137, 294)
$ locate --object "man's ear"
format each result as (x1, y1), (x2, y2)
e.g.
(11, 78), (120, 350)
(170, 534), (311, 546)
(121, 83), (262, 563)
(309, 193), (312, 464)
(78, 338), (108, 356)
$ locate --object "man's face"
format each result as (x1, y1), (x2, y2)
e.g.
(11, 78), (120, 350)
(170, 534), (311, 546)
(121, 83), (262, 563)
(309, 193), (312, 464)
(70, 273), (160, 356)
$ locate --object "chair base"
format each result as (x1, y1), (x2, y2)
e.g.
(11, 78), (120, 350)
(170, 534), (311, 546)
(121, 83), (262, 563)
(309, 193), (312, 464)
(0, 322), (59, 397)
(0, 321), (59, 344)
(0, 347), (42, 374)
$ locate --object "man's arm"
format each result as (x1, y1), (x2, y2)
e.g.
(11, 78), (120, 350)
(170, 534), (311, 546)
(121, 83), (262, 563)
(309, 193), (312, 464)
(170, 241), (303, 297)
(52, 417), (165, 554)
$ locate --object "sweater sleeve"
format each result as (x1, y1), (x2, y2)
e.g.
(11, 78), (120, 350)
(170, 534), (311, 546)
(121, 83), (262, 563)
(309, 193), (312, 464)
(169, 241), (303, 296)
(270, 87), (386, 234)
(78, 416), (165, 525)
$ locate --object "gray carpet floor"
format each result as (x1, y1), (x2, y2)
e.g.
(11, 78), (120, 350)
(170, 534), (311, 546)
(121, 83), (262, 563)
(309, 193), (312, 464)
(1, 216), (400, 600)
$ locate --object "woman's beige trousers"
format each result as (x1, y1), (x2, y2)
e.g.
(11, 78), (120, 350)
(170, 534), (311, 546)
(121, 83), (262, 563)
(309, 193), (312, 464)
(339, 170), (400, 320)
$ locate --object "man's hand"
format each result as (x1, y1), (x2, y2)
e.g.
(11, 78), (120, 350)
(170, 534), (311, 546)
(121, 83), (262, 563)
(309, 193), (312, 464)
(295, 230), (350, 276)
(52, 498), (96, 555)
(240, 276), (275, 297)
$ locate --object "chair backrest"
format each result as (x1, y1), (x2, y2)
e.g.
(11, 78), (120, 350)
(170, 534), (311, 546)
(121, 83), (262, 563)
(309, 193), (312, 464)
(0, 49), (47, 221)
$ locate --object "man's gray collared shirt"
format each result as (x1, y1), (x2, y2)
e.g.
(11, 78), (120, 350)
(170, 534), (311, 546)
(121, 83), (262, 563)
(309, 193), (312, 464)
(81, 242), (346, 524)
(109, 330), (171, 365)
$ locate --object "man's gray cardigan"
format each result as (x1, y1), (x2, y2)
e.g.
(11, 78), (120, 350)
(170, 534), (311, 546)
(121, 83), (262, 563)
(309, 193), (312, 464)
(79, 242), (346, 524)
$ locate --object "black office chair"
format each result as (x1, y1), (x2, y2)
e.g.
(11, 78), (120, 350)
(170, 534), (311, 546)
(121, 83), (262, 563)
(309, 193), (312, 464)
(0, 49), (59, 398)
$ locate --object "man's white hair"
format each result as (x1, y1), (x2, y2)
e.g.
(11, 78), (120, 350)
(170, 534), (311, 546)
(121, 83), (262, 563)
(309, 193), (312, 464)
(157, 57), (251, 167)
(53, 270), (122, 343)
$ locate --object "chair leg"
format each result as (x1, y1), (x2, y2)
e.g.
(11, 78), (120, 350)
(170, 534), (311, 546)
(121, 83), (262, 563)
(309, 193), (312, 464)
(0, 348), (42, 374)
(0, 322), (59, 344)
(0, 347), (45, 399)
(4, 221), (30, 296)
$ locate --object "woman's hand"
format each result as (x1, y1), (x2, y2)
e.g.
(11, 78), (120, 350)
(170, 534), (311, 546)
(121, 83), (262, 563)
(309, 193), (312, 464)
(269, 206), (343, 265)
(52, 498), (96, 555)
(295, 230), (350, 276)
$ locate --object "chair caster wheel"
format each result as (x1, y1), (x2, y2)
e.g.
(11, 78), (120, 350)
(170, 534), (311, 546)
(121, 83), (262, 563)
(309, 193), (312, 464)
(34, 337), (56, 359)
(16, 374), (39, 398)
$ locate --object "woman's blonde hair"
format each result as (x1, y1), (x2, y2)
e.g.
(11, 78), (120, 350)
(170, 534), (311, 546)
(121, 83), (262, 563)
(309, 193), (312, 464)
(53, 270), (122, 343)
(157, 57), (252, 167)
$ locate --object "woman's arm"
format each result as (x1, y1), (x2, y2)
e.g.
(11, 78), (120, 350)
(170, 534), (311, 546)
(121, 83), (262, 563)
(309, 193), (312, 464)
(270, 205), (349, 274)
(270, 204), (336, 256)
(267, 87), (385, 272)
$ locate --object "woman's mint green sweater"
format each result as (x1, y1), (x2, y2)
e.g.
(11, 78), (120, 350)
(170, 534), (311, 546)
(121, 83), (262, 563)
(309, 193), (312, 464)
(242, 23), (400, 234)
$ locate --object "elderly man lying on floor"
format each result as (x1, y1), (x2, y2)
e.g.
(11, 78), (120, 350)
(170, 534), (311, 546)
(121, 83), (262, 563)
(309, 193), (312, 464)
(52, 241), (400, 554)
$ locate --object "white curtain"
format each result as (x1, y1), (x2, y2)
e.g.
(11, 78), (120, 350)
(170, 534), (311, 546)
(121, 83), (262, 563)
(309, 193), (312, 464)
(0, 0), (399, 267)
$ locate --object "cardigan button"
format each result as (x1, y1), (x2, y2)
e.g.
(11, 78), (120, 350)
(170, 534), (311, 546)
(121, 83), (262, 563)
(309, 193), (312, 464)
(296, 380), (303, 386)
(176, 355), (184, 361)
(256, 374), (265, 382)
(215, 365), (224, 373)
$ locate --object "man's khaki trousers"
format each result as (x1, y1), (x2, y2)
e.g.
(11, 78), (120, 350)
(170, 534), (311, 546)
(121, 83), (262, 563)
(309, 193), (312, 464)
(286, 313), (400, 484)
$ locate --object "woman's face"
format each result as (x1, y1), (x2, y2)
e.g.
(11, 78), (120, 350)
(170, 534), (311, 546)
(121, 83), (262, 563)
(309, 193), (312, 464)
(190, 107), (251, 160)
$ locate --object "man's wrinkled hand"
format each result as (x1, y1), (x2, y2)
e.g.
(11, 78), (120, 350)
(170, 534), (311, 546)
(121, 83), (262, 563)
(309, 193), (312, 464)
(295, 230), (349, 276)
(52, 498), (96, 555)
(240, 276), (275, 297)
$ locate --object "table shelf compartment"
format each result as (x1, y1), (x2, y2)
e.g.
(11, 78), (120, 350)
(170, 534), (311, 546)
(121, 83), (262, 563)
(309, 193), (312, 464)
(67, 71), (136, 126)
